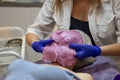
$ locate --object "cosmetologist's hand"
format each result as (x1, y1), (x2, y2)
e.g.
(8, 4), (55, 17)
(32, 39), (54, 53)
(69, 43), (101, 59)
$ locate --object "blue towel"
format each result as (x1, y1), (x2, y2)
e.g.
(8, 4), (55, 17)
(4, 59), (81, 80)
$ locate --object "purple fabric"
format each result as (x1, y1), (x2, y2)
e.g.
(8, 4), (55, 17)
(114, 74), (120, 80)
(76, 56), (120, 80)
(43, 30), (83, 67)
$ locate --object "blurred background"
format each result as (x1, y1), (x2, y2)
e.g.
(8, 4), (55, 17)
(0, 0), (45, 62)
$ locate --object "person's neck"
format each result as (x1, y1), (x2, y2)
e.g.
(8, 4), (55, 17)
(78, 0), (92, 4)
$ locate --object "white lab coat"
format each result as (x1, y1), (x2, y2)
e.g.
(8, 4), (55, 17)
(27, 0), (120, 46)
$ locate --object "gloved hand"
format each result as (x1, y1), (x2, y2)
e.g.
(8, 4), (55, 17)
(69, 44), (101, 59)
(32, 39), (54, 53)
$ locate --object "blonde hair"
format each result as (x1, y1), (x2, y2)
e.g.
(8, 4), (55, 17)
(53, 0), (63, 14)
(54, 0), (102, 14)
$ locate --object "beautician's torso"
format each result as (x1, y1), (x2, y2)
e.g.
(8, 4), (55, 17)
(58, 0), (117, 46)
(28, 0), (118, 46)
(52, 0), (118, 46)
(71, 0), (96, 45)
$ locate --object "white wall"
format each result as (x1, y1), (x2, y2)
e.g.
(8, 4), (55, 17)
(0, 7), (42, 62)
(0, 7), (39, 31)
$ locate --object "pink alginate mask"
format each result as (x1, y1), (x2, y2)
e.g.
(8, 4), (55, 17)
(42, 30), (83, 67)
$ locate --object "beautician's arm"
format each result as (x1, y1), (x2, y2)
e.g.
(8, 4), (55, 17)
(26, 33), (40, 46)
(26, 0), (55, 47)
(102, 0), (120, 55)
(101, 43), (120, 56)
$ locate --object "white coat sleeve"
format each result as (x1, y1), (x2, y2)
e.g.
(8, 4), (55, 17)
(113, 0), (120, 43)
(26, 0), (55, 39)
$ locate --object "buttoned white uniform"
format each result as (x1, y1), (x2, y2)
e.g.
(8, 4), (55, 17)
(27, 0), (120, 46)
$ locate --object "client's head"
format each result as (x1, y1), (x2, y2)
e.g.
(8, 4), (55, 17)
(42, 30), (91, 69)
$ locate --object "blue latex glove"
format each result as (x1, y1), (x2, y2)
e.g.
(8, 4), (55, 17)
(69, 44), (101, 59)
(32, 39), (53, 53)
